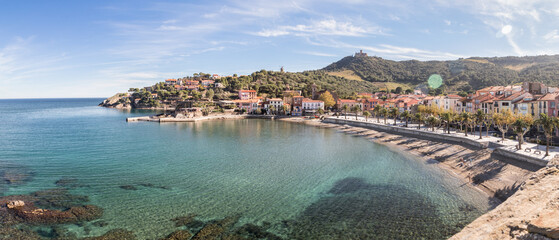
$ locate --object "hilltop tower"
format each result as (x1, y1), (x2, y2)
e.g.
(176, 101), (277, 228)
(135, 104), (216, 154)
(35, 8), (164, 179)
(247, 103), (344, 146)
(354, 50), (368, 57)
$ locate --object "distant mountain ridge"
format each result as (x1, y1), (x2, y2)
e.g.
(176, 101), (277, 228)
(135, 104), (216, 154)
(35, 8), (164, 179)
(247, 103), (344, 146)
(323, 54), (559, 92)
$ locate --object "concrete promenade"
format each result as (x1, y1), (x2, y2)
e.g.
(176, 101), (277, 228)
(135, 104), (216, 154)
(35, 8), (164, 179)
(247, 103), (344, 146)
(324, 116), (556, 167)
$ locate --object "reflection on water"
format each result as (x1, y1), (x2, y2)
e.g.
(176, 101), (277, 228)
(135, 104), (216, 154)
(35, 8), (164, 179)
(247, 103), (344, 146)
(0, 99), (491, 239)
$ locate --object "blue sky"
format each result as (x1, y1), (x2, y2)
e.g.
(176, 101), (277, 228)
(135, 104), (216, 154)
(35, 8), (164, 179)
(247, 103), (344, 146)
(2, 0), (559, 98)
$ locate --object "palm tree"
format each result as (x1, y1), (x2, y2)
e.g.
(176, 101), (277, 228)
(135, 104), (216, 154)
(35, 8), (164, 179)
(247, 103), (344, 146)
(269, 105), (276, 115)
(342, 105), (349, 119)
(373, 106), (381, 123)
(535, 113), (558, 157)
(474, 109), (486, 139)
(492, 110), (514, 142)
(461, 112), (472, 136)
(440, 111), (454, 134)
(380, 107), (388, 124)
(414, 113), (424, 130)
(389, 107), (399, 125)
(427, 116), (439, 131)
(351, 105), (360, 120)
(363, 111), (371, 122)
(400, 110), (412, 127)
(512, 114), (534, 150)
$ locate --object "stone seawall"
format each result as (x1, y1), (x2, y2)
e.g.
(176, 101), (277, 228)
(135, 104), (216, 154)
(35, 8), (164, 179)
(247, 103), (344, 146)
(323, 117), (548, 167)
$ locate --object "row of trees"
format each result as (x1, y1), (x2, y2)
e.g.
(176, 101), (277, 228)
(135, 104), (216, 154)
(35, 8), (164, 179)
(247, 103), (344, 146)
(341, 105), (559, 157)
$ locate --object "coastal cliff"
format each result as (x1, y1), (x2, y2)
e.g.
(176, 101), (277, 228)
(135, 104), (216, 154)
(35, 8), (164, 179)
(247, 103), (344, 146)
(98, 93), (131, 109)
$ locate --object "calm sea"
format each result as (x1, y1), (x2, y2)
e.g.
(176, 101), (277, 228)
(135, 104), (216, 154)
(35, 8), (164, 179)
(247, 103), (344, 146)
(0, 98), (492, 239)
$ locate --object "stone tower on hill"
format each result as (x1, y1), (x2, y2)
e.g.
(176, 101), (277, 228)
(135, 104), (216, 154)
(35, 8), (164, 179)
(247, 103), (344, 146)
(354, 50), (368, 57)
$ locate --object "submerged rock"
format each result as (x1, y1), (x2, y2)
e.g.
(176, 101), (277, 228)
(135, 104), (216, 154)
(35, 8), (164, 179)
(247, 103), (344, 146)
(235, 224), (283, 240)
(83, 228), (136, 240)
(192, 214), (241, 240)
(32, 188), (89, 209)
(10, 204), (103, 225)
(55, 177), (82, 188)
(171, 214), (197, 227)
(0, 226), (42, 240)
(119, 185), (138, 191)
(161, 230), (193, 240)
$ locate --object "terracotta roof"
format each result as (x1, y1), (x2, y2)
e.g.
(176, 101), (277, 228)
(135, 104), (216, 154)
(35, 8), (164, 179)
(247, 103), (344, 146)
(446, 94), (462, 98)
(339, 99), (359, 103)
(303, 98), (324, 103)
(501, 91), (528, 101)
(239, 90), (257, 93)
(538, 93), (559, 101)
(268, 98), (283, 101)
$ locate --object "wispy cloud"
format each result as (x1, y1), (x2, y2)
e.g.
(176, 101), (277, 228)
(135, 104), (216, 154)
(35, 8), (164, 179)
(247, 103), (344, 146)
(256, 19), (383, 37)
(299, 51), (337, 57)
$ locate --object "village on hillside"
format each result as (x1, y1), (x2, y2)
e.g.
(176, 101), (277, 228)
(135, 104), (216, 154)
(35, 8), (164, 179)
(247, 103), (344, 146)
(104, 73), (559, 121)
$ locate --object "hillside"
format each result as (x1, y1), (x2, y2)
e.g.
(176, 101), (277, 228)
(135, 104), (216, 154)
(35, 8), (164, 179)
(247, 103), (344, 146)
(323, 54), (559, 93)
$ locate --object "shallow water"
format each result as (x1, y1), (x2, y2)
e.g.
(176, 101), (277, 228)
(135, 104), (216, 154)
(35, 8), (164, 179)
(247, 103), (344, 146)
(0, 99), (492, 239)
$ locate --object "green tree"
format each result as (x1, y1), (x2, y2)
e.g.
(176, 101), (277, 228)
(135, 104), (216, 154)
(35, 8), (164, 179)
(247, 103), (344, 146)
(351, 105), (361, 120)
(512, 114), (534, 150)
(535, 113), (558, 156)
(440, 111), (455, 134)
(363, 111), (371, 121)
(318, 91), (336, 109)
(380, 107), (388, 124)
(492, 110), (514, 141)
(400, 110), (412, 127)
(461, 112), (473, 136)
(389, 107), (399, 125)
(414, 113), (424, 130)
(474, 109), (487, 139)
(206, 89), (215, 101)
(427, 116), (440, 131)
(342, 105), (349, 119)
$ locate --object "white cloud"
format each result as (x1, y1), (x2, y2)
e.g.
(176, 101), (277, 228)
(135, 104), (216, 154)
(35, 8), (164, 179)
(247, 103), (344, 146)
(501, 25), (512, 34)
(299, 51), (337, 57)
(256, 19), (381, 37)
(444, 20), (452, 26)
(543, 30), (559, 41)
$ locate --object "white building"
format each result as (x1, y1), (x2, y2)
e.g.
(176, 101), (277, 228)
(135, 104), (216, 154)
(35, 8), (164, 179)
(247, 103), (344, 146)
(302, 98), (324, 114)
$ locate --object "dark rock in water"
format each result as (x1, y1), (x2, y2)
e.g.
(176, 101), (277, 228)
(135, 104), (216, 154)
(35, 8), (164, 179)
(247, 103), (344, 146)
(171, 214), (197, 227)
(192, 214), (241, 240)
(37, 225), (77, 239)
(138, 183), (155, 188)
(158, 186), (171, 190)
(10, 204), (103, 225)
(55, 177), (80, 188)
(1, 168), (34, 185)
(0, 226), (42, 240)
(184, 220), (206, 230)
(161, 230), (193, 240)
(288, 177), (473, 239)
(327, 177), (373, 194)
(235, 224), (283, 240)
(119, 185), (138, 191)
(31, 188), (89, 209)
(92, 220), (109, 227)
(82, 228), (136, 240)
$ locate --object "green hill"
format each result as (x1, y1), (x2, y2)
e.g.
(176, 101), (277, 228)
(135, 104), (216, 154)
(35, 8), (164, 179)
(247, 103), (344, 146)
(323, 54), (559, 93)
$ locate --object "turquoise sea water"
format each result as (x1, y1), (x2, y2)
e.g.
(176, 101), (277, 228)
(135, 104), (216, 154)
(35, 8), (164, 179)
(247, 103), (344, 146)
(0, 99), (492, 239)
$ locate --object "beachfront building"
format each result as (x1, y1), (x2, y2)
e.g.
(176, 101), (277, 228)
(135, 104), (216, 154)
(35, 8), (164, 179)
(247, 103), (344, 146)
(444, 94), (462, 111)
(239, 90), (257, 100)
(337, 99), (362, 111)
(540, 92), (559, 117)
(233, 99), (260, 113)
(302, 98), (324, 115)
(265, 98), (283, 114)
